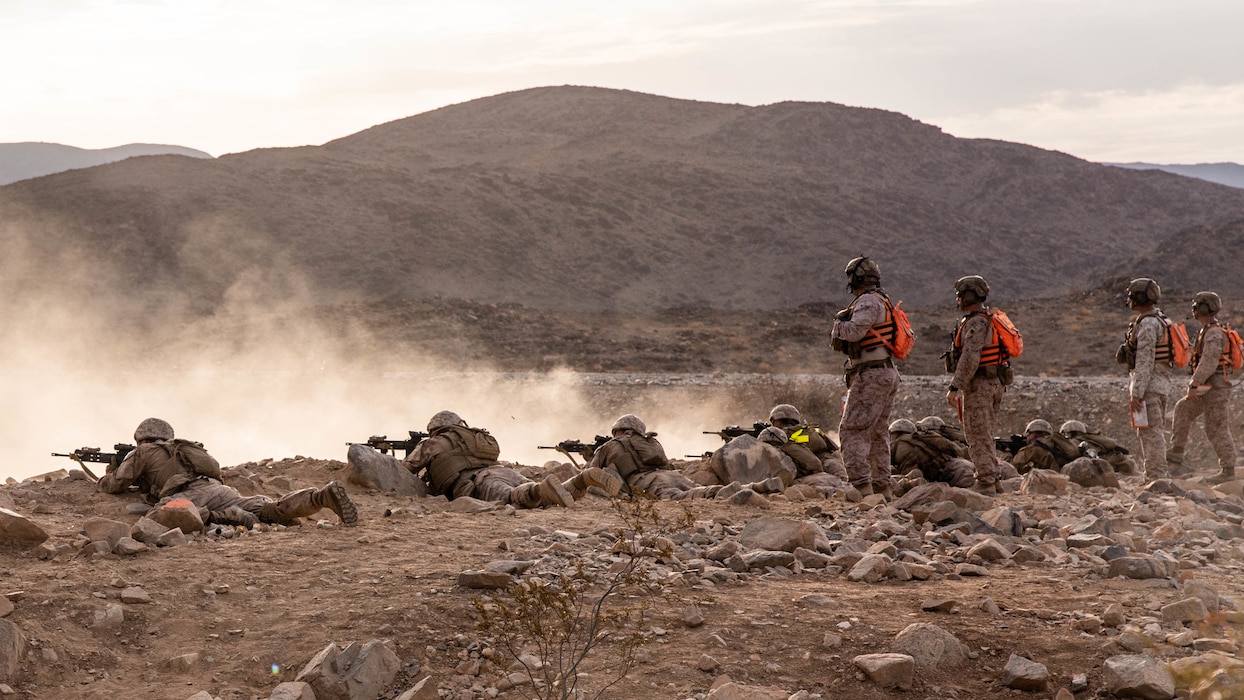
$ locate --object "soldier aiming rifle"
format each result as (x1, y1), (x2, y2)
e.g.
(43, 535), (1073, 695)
(994, 434), (1027, 458)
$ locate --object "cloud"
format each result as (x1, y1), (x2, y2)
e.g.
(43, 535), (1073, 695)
(935, 82), (1244, 163)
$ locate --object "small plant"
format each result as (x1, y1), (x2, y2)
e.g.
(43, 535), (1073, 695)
(472, 495), (696, 700)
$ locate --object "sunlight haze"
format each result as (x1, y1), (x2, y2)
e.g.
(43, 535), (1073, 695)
(3, 0), (1241, 162)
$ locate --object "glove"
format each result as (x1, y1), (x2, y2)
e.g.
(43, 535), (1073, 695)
(834, 308), (852, 321)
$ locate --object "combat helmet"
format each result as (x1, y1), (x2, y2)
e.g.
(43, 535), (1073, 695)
(1126, 278), (1161, 306)
(768, 404), (803, 426)
(427, 410), (466, 432)
(888, 419), (917, 435)
(611, 414), (647, 435)
(844, 256), (881, 289)
(134, 417), (174, 442)
(954, 275), (990, 302)
(916, 416), (945, 431)
(1024, 419), (1053, 435)
(1059, 420), (1087, 438)
(758, 426), (789, 445)
(1193, 291), (1222, 316)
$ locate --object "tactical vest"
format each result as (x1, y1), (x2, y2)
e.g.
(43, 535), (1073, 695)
(605, 433), (670, 480)
(954, 311), (1004, 366)
(1192, 322), (1232, 371)
(857, 290), (897, 354)
(424, 425), (501, 496)
(1123, 312), (1175, 367)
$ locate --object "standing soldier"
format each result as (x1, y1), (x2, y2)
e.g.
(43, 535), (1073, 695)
(945, 275), (1004, 494)
(1168, 292), (1239, 483)
(831, 257), (901, 497)
(1118, 278), (1172, 479)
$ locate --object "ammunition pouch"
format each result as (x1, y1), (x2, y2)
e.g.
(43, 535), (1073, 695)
(974, 363), (1014, 386)
(941, 348), (958, 374)
(1115, 342), (1136, 369)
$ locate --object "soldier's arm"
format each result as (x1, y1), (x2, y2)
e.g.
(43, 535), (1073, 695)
(832, 294), (885, 342)
(97, 448), (141, 494)
(403, 440), (437, 475)
(1129, 317), (1159, 399)
(1191, 326), (1226, 386)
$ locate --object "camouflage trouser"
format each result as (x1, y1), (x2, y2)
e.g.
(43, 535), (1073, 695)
(930, 458), (976, 488)
(1135, 391), (1169, 478)
(1171, 387), (1238, 472)
(627, 470), (718, 500)
(838, 365), (899, 489)
(161, 479), (325, 523)
(962, 375), (1003, 484)
(455, 467), (544, 508)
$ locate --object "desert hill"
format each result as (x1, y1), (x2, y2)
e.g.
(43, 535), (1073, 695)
(0, 142), (213, 186)
(4, 86), (1244, 328)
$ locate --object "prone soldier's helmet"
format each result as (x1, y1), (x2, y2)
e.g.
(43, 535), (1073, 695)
(1059, 420), (1087, 438)
(134, 417), (174, 442)
(888, 419), (917, 435)
(768, 404), (803, 426)
(844, 256), (881, 289)
(916, 416), (945, 431)
(954, 275), (990, 304)
(758, 426), (789, 445)
(427, 410), (466, 432)
(1024, 419), (1053, 435)
(1192, 291), (1222, 316)
(611, 414), (647, 435)
(1126, 278), (1161, 306)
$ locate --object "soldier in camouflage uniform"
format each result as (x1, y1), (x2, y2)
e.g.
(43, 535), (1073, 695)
(405, 411), (621, 507)
(1119, 278), (1172, 479)
(945, 275), (1005, 493)
(586, 415), (748, 500)
(888, 419), (974, 488)
(1168, 292), (1239, 484)
(831, 257), (901, 497)
(98, 418), (358, 527)
(767, 404), (846, 480)
(1060, 420), (1136, 475)
(1010, 419), (1082, 474)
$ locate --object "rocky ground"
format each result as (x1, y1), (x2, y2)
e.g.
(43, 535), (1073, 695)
(3, 415), (1244, 700)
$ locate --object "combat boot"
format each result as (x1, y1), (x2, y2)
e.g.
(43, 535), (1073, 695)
(873, 483), (893, 501)
(1165, 450), (1191, 477)
(208, 506), (258, 530)
(565, 467), (623, 500)
(537, 474), (572, 508)
(1205, 467), (1237, 486)
(854, 483), (874, 497)
(314, 480), (359, 525)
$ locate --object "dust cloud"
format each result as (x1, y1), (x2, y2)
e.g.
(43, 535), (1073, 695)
(0, 227), (757, 481)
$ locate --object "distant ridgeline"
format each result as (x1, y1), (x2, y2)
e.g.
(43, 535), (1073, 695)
(0, 142), (213, 186)
(1106, 162), (1244, 191)
(2, 86), (1244, 325)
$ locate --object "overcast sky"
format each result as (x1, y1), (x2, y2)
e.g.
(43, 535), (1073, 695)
(2, 0), (1241, 163)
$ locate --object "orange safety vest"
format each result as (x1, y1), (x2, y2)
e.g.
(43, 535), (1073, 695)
(1192, 322), (1232, 372)
(1126, 312), (1176, 366)
(953, 310), (1004, 366)
(857, 291), (897, 354)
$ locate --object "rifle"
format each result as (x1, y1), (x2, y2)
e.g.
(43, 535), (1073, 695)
(538, 435), (610, 466)
(347, 431), (429, 458)
(994, 434), (1027, 458)
(703, 421), (771, 442)
(51, 444), (135, 482)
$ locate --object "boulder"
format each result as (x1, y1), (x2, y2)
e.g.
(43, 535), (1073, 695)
(82, 517), (130, 548)
(345, 444), (426, 496)
(1161, 598), (1209, 624)
(1062, 457), (1120, 488)
(0, 619), (23, 681)
(1001, 654), (1050, 691)
(709, 435), (796, 486)
(1021, 469), (1069, 495)
(395, 675), (439, 700)
(295, 640), (402, 700)
(457, 571), (511, 590)
(853, 653), (914, 690)
(0, 507), (49, 549)
(738, 518), (817, 553)
(149, 499), (204, 534)
(270, 681), (318, 700)
(130, 517), (170, 543)
(1103, 655), (1175, 700)
(1108, 557), (1173, 580)
(893, 623), (968, 669)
